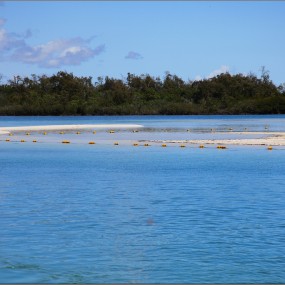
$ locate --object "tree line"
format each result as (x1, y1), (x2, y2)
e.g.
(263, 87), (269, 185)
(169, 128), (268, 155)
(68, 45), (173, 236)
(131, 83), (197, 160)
(0, 69), (284, 115)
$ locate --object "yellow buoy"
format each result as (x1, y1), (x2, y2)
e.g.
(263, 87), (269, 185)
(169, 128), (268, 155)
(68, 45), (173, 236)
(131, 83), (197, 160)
(109, 130), (115, 134)
(217, 145), (227, 149)
(89, 141), (95, 145)
(43, 132), (47, 135)
(20, 139), (25, 143)
(59, 131), (64, 134)
(180, 144), (186, 148)
(76, 131), (81, 135)
(26, 132), (30, 136)
(9, 133), (13, 136)
(62, 140), (70, 144)
(267, 146), (273, 150)
(133, 143), (139, 146)
(144, 143), (150, 147)
(199, 145), (204, 148)
(6, 139), (10, 142)
(162, 144), (167, 147)
(33, 140), (37, 143)
(114, 142), (119, 145)
(93, 131), (96, 134)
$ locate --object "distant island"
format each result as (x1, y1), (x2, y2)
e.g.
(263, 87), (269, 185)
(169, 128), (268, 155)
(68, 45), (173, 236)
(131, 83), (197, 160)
(0, 69), (284, 115)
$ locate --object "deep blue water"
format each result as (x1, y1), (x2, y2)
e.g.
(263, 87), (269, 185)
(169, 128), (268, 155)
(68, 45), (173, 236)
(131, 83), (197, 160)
(1, 116), (285, 283)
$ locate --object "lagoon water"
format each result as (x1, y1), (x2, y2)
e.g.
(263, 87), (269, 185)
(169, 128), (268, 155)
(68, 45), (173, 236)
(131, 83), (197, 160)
(1, 115), (285, 283)
(1, 114), (285, 131)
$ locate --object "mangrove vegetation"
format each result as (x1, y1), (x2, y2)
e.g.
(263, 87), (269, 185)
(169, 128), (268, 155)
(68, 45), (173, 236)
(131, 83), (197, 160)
(0, 69), (284, 115)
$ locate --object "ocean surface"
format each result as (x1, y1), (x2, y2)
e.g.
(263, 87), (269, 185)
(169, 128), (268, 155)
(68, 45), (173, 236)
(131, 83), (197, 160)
(1, 115), (285, 283)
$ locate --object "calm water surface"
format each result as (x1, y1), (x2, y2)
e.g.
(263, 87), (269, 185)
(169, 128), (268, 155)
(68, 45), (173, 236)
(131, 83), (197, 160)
(1, 114), (285, 131)
(1, 116), (285, 283)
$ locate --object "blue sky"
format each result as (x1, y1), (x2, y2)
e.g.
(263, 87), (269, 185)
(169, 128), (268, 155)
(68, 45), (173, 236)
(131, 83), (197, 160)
(1, 1), (285, 85)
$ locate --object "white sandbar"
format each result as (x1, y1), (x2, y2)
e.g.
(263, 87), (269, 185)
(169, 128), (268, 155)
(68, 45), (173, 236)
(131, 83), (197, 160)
(149, 132), (285, 146)
(0, 124), (143, 133)
(0, 130), (9, 135)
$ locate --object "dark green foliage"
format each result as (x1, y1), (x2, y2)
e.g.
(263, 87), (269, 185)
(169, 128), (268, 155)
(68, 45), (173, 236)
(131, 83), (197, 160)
(0, 70), (284, 115)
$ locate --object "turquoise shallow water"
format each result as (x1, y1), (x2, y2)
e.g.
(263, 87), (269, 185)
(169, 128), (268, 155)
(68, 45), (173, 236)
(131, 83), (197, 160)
(1, 116), (285, 283)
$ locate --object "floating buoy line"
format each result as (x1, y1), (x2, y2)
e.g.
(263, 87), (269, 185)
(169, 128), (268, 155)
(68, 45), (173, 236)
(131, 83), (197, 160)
(0, 138), (281, 150)
(0, 129), (281, 150)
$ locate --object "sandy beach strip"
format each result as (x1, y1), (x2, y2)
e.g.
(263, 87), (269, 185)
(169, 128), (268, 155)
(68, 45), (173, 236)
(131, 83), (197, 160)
(0, 124), (144, 133)
(146, 134), (285, 146)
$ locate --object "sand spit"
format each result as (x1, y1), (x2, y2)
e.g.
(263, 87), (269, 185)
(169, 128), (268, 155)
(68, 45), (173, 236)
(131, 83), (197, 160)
(147, 133), (285, 146)
(0, 124), (144, 133)
(0, 130), (9, 135)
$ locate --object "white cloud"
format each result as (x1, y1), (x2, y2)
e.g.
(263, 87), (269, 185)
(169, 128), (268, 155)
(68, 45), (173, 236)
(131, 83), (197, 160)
(125, 51), (143, 60)
(194, 75), (202, 81)
(0, 18), (26, 54)
(207, 65), (230, 79)
(0, 19), (105, 68)
(194, 65), (230, 81)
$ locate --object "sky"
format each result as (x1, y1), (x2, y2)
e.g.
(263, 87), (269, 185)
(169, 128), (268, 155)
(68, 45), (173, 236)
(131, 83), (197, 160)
(0, 1), (285, 85)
